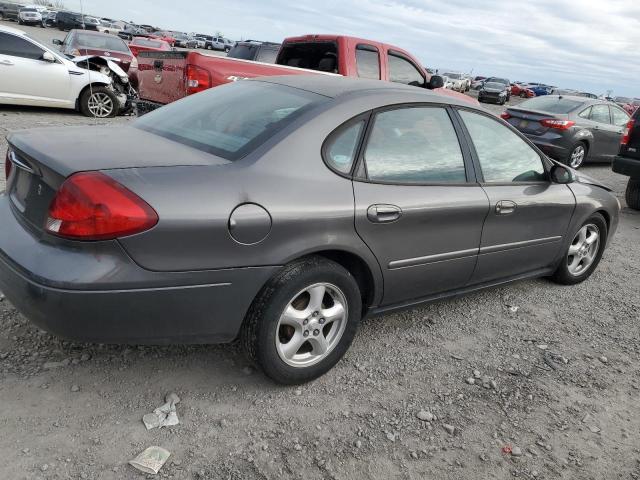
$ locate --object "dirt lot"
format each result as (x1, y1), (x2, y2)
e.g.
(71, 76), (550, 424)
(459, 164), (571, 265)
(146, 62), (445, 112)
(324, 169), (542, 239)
(2, 20), (640, 480)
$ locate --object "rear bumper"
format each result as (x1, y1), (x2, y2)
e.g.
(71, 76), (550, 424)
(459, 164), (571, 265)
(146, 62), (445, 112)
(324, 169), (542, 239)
(0, 194), (278, 344)
(612, 155), (640, 178)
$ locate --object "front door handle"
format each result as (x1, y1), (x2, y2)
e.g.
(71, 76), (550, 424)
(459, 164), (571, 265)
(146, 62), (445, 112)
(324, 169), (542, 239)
(367, 204), (402, 223)
(0, 59), (14, 66)
(495, 200), (517, 215)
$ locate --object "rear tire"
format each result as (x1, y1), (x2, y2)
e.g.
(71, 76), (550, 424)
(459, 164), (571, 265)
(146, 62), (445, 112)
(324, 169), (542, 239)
(566, 142), (587, 169)
(626, 177), (640, 210)
(242, 256), (361, 385)
(551, 213), (607, 285)
(79, 86), (119, 118)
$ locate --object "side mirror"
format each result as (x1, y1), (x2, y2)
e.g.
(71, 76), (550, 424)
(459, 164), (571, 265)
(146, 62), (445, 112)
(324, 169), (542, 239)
(550, 164), (576, 184)
(41, 51), (56, 62)
(52, 39), (62, 45)
(427, 75), (444, 90)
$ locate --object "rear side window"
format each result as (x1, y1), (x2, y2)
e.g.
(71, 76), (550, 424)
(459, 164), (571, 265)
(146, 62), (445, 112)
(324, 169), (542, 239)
(356, 45), (380, 80)
(324, 120), (365, 174)
(388, 53), (424, 87)
(135, 81), (328, 161)
(590, 105), (611, 124)
(227, 44), (256, 60)
(0, 32), (44, 60)
(459, 110), (545, 183)
(256, 47), (279, 64)
(277, 41), (338, 72)
(363, 107), (466, 183)
(519, 96), (584, 113)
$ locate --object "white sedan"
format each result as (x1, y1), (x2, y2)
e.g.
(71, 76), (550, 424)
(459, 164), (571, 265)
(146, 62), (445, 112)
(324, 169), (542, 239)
(96, 22), (122, 36)
(0, 24), (117, 117)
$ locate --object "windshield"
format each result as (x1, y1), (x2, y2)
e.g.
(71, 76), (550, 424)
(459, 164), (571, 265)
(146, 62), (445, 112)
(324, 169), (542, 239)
(75, 32), (130, 52)
(519, 96), (585, 113)
(133, 38), (167, 48)
(134, 81), (328, 161)
(443, 73), (461, 79)
(615, 97), (632, 103)
(484, 82), (504, 89)
(227, 44), (257, 60)
(21, 8), (38, 12)
(487, 77), (508, 85)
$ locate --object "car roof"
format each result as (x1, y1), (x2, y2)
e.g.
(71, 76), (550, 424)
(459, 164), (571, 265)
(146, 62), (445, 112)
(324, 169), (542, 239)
(69, 28), (115, 36)
(249, 75), (468, 106)
(0, 24), (27, 36)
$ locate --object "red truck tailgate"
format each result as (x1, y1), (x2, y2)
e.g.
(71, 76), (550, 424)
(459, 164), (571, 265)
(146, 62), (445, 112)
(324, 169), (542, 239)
(138, 51), (190, 105)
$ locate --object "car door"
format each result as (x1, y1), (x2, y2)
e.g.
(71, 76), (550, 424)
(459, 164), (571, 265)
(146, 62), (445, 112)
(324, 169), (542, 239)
(348, 105), (489, 306)
(456, 109), (575, 284)
(609, 106), (631, 158)
(0, 32), (72, 107)
(586, 104), (617, 158)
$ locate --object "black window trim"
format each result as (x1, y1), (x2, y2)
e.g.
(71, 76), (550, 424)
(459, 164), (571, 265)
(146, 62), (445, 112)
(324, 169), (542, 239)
(387, 50), (426, 86)
(350, 102), (477, 186)
(451, 106), (552, 186)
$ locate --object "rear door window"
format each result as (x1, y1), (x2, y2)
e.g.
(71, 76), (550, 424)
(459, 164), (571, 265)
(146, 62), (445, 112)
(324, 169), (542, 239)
(356, 44), (380, 80)
(589, 104), (611, 124)
(388, 53), (424, 87)
(611, 106), (630, 126)
(363, 106), (466, 183)
(256, 47), (279, 63)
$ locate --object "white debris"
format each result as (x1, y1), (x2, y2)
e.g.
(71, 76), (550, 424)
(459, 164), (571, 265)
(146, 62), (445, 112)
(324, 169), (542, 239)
(142, 393), (181, 430)
(129, 446), (171, 474)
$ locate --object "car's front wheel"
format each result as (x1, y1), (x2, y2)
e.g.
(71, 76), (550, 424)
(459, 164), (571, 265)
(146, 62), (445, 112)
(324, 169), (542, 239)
(551, 213), (607, 285)
(80, 86), (119, 118)
(242, 256), (361, 384)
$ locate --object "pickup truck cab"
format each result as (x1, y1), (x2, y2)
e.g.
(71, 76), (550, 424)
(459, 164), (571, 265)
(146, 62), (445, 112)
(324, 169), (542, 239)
(137, 34), (470, 111)
(612, 107), (640, 209)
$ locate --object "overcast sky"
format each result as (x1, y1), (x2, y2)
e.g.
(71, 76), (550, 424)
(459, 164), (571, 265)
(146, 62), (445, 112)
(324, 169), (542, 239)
(75, 0), (639, 97)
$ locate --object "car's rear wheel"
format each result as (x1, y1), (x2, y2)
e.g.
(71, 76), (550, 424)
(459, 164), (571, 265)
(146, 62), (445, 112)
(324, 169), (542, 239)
(242, 256), (361, 384)
(80, 87), (119, 118)
(551, 213), (607, 285)
(567, 142), (587, 169)
(626, 177), (640, 210)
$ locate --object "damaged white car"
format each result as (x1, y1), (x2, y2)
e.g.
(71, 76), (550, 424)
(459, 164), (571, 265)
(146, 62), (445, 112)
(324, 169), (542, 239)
(0, 24), (136, 117)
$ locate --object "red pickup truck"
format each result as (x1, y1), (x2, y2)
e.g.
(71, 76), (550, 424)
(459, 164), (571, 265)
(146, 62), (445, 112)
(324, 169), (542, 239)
(136, 34), (474, 111)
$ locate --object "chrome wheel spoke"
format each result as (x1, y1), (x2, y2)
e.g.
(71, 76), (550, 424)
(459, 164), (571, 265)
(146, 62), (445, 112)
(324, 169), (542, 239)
(568, 243), (580, 255)
(307, 285), (326, 312)
(321, 302), (345, 324)
(280, 305), (308, 327)
(280, 331), (306, 360)
(307, 334), (329, 356)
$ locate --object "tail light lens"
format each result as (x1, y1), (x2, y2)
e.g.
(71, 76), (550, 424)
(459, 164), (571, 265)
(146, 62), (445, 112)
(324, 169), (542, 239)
(185, 64), (211, 95)
(540, 119), (576, 130)
(4, 149), (12, 181)
(621, 119), (634, 145)
(500, 112), (511, 120)
(45, 172), (158, 241)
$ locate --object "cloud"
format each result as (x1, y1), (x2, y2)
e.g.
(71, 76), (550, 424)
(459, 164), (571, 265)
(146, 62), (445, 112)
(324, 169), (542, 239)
(76, 0), (639, 96)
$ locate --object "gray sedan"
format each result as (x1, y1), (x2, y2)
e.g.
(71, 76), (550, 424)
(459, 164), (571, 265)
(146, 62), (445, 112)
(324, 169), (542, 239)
(503, 95), (630, 168)
(0, 76), (619, 384)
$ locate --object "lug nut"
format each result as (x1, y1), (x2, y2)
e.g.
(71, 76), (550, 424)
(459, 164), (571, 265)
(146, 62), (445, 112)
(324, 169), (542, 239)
(303, 330), (309, 337)
(313, 329), (319, 336)
(319, 318), (325, 324)
(303, 319), (308, 325)
(313, 311), (319, 317)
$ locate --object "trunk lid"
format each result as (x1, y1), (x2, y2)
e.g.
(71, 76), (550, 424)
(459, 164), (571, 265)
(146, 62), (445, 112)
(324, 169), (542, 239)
(6, 126), (229, 230)
(505, 108), (565, 136)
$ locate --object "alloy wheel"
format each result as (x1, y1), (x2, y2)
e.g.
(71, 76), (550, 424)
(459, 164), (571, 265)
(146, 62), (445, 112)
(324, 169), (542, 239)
(275, 282), (348, 368)
(567, 224), (600, 276)
(569, 145), (586, 168)
(87, 92), (114, 118)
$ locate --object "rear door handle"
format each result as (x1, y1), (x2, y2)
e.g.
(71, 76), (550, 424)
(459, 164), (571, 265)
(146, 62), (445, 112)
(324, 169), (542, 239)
(367, 204), (402, 223)
(495, 200), (517, 215)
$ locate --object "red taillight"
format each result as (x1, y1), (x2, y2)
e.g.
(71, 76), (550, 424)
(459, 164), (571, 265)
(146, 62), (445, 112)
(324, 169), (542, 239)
(621, 119), (634, 145)
(4, 149), (11, 181)
(185, 64), (211, 95)
(45, 172), (158, 241)
(540, 119), (576, 130)
(500, 112), (511, 120)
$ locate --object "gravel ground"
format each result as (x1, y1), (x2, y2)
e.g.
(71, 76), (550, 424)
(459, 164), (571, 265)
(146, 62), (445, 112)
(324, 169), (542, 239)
(2, 21), (640, 480)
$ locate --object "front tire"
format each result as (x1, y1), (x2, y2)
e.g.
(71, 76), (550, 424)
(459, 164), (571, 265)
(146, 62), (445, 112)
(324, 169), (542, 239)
(551, 213), (607, 285)
(79, 86), (119, 118)
(242, 256), (361, 384)
(626, 177), (640, 210)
